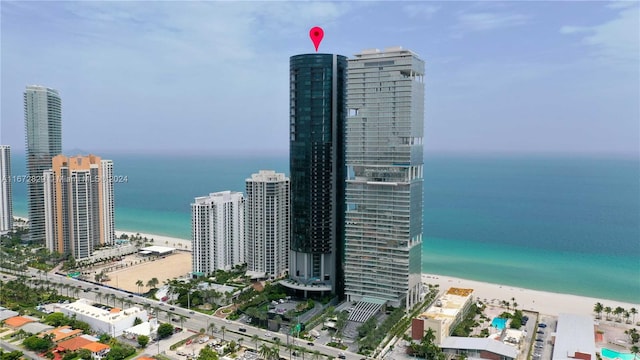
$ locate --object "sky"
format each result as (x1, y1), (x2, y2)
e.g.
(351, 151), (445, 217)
(1, 1), (638, 156)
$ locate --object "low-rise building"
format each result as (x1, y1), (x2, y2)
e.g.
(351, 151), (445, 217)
(0, 307), (19, 321)
(441, 337), (519, 360)
(58, 334), (98, 351)
(412, 287), (474, 344)
(4, 315), (36, 329)
(82, 341), (111, 359)
(552, 314), (595, 360)
(43, 326), (83, 343)
(58, 298), (147, 337)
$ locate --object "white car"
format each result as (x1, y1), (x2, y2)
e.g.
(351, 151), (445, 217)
(265, 332), (272, 337)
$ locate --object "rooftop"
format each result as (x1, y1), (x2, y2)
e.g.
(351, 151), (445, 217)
(552, 313), (596, 360)
(4, 316), (35, 328)
(139, 245), (175, 254)
(441, 337), (519, 359)
(60, 298), (145, 324)
(82, 342), (110, 353)
(58, 336), (93, 351)
(353, 46), (421, 58)
(419, 287), (474, 323)
(43, 326), (83, 342)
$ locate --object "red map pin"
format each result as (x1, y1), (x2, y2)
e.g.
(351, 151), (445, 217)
(309, 26), (324, 52)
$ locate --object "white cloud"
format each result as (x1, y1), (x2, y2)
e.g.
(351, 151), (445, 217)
(456, 11), (528, 32)
(606, 1), (638, 9)
(403, 4), (440, 19)
(560, 4), (640, 64)
(559, 25), (589, 34)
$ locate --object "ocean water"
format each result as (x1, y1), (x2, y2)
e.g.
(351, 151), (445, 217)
(10, 153), (640, 303)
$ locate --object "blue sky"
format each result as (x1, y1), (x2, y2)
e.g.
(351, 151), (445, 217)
(1, 1), (638, 155)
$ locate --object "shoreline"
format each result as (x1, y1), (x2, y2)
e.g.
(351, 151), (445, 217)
(115, 229), (192, 251)
(422, 273), (639, 317)
(13, 219), (639, 312)
(115, 229), (640, 316)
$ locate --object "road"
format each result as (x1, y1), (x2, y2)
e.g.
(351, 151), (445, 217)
(0, 339), (41, 360)
(11, 268), (364, 360)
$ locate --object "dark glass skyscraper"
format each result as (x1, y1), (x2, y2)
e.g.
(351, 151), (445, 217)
(282, 54), (347, 298)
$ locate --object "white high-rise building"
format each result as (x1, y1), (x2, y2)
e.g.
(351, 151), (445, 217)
(44, 155), (115, 259)
(344, 47), (425, 308)
(245, 170), (290, 279)
(100, 160), (115, 245)
(0, 145), (12, 234)
(192, 191), (245, 276)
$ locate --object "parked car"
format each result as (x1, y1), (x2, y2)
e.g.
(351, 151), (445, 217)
(239, 328), (247, 332)
(539, 323), (547, 328)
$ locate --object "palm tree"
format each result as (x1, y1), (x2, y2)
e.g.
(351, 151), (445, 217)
(237, 337), (244, 350)
(624, 311), (631, 324)
(614, 306), (624, 322)
(311, 350), (322, 360)
(630, 345), (639, 360)
(221, 325), (226, 341)
(605, 306), (612, 321)
(259, 344), (272, 360)
(179, 315), (186, 329)
(594, 302), (604, 319)
(96, 292), (103, 304)
(73, 287), (80, 299)
(136, 280), (144, 294)
(110, 293), (117, 307)
(273, 338), (282, 354)
(208, 322), (217, 336)
(285, 342), (295, 360)
(632, 308), (638, 324)
(270, 344), (280, 360)
(251, 334), (260, 352)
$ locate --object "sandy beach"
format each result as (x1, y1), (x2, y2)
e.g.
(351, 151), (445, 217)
(116, 230), (639, 317)
(103, 251), (192, 293)
(423, 273), (639, 317)
(16, 218), (637, 317)
(115, 230), (192, 251)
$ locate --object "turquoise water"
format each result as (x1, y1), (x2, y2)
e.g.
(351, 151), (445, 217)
(10, 153), (640, 303)
(602, 348), (637, 360)
(491, 317), (507, 330)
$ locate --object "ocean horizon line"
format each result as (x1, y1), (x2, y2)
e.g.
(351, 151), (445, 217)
(4, 148), (639, 159)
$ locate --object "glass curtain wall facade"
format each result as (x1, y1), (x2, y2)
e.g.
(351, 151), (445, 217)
(344, 48), (425, 308)
(286, 54), (347, 297)
(25, 85), (62, 243)
(0, 146), (12, 234)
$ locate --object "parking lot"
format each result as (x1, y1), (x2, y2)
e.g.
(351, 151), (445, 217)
(531, 315), (557, 360)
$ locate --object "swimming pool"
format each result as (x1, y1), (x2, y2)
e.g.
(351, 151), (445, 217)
(491, 317), (507, 330)
(602, 348), (637, 360)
